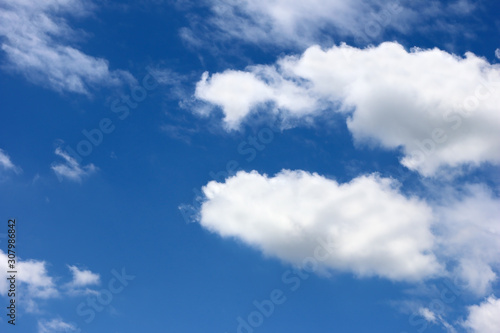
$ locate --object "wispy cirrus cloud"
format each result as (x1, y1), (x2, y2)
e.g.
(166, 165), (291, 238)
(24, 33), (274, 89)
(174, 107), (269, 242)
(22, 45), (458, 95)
(180, 0), (402, 49)
(0, 0), (134, 94)
(417, 307), (456, 332)
(51, 147), (96, 182)
(180, 0), (479, 50)
(0, 148), (21, 177)
(38, 319), (78, 333)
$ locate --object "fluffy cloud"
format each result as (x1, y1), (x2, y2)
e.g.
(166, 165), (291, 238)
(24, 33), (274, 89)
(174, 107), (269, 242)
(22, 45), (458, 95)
(195, 70), (319, 128)
(0, 0), (134, 94)
(463, 296), (500, 333)
(0, 250), (101, 319)
(67, 265), (100, 287)
(198, 170), (442, 281)
(195, 42), (500, 176)
(0, 250), (58, 299)
(65, 265), (100, 295)
(51, 147), (96, 182)
(194, 170), (500, 293)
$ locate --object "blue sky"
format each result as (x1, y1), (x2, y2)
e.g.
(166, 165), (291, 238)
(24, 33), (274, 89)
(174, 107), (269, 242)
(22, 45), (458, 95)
(1, 0), (500, 332)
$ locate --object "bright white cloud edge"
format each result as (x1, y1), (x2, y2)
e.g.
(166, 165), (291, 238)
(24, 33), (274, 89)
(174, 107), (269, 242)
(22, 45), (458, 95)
(195, 170), (500, 295)
(195, 42), (500, 176)
(463, 296), (500, 333)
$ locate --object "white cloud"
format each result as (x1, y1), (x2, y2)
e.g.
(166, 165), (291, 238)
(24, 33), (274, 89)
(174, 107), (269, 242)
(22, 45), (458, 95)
(194, 170), (500, 294)
(0, 148), (16, 170)
(0, 0), (134, 94)
(198, 0), (388, 47)
(1, 250), (103, 321)
(67, 265), (100, 287)
(435, 184), (500, 295)
(181, 0), (475, 49)
(0, 250), (58, 299)
(496, 48), (500, 60)
(19, 260), (59, 298)
(195, 42), (500, 176)
(195, 70), (318, 129)
(447, 0), (476, 14)
(418, 306), (457, 332)
(0, 148), (21, 175)
(198, 170), (442, 281)
(419, 307), (437, 323)
(51, 147), (96, 182)
(38, 318), (77, 333)
(463, 296), (500, 333)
